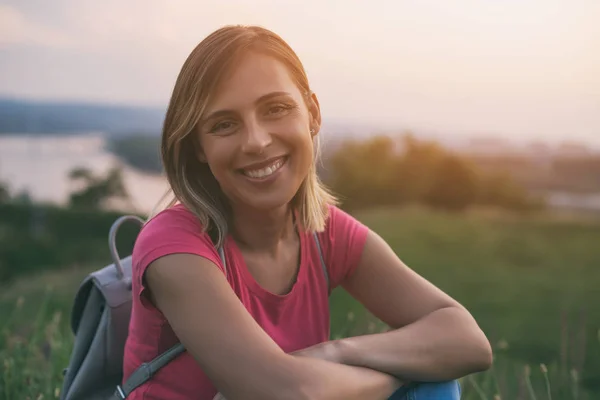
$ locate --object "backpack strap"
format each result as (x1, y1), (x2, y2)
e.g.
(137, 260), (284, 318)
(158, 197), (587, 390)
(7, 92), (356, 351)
(113, 343), (186, 399)
(113, 233), (326, 399)
(312, 232), (329, 289)
(218, 246), (227, 278)
(112, 246), (227, 399)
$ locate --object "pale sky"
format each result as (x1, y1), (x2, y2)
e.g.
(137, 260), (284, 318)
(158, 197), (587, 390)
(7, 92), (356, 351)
(1, 0), (599, 144)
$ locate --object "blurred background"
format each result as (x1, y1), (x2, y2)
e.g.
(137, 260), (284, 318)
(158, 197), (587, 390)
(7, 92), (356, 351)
(1, 1), (599, 399)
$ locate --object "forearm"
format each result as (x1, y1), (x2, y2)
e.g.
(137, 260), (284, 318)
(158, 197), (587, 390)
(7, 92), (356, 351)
(287, 355), (404, 400)
(337, 306), (493, 382)
(216, 353), (403, 400)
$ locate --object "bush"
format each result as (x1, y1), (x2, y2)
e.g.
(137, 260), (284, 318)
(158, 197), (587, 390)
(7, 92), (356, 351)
(326, 134), (542, 213)
(0, 203), (143, 284)
(107, 135), (163, 174)
(476, 170), (545, 212)
(423, 154), (479, 212)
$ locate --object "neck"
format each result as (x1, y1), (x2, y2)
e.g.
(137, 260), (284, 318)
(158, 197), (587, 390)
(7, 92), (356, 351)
(230, 203), (297, 254)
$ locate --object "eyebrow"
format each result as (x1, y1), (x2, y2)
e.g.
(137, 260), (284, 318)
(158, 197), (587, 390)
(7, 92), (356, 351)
(202, 91), (292, 123)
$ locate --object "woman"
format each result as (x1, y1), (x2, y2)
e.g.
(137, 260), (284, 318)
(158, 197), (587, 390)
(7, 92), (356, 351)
(122, 25), (492, 400)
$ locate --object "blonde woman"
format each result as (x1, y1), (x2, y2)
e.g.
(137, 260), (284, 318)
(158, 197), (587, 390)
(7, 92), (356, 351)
(122, 25), (492, 400)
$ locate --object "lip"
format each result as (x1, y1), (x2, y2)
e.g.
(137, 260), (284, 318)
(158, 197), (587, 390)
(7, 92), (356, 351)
(238, 156), (287, 184)
(238, 155), (287, 172)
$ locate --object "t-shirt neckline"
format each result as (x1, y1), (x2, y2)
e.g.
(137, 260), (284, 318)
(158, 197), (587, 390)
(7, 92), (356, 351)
(225, 214), (308, 303)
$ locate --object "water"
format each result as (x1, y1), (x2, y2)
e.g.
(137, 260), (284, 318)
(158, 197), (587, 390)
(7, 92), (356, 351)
(0, 133), (169, 214)
(1, 133), (599, 214)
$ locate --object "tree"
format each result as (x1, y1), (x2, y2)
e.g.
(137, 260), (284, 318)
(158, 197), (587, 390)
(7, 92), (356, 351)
(68, 166), (132, 210)
(107, 136), (163, 174)
(423, 154), (479, 212)
(394, 134), (447, 203)
(477, 170), (544, 212)
(326, 133), (537, 214)
(329, 135), (399, 210)
(0, 183), (9, 204)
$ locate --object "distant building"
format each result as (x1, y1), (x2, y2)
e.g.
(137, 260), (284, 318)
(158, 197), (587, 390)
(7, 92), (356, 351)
(460, 136), (518, 156)
(556, 141), (592, 158)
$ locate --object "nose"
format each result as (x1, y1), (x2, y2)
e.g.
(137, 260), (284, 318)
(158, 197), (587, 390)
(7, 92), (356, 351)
(241, 119), (272, 154)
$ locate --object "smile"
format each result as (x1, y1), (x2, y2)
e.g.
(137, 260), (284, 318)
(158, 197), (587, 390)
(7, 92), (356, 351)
(242, 157), (286, 179)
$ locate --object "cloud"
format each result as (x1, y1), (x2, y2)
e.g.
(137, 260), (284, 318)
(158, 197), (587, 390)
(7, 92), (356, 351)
(0, 4), (76, 48)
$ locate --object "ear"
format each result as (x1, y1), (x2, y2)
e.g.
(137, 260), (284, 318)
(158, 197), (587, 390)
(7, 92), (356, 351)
(307, 91), (322, 137)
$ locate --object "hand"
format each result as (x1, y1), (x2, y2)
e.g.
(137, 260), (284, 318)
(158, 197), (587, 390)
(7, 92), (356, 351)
(211, 341), (345, 400)
(291, 340), (346, 364)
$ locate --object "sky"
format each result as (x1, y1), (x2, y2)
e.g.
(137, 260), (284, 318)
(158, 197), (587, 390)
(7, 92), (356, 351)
(1, 0), (599, 145)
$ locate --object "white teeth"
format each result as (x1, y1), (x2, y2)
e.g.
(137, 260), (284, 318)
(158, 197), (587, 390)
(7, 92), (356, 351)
(244, 160), (283, 179)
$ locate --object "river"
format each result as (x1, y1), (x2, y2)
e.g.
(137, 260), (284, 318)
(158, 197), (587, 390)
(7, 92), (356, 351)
(0, 133), (169, 215)
(1, 133), (599, 215)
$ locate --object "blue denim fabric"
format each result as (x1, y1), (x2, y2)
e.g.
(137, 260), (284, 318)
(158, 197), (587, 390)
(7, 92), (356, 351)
(388, 380), (461, 400)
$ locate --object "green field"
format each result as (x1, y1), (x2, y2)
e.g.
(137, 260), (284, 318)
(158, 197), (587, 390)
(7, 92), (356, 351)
(1, 206), (599, 399)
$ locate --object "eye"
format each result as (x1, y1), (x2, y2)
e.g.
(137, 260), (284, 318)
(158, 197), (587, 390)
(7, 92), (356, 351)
(266, 103), (293, 116)
(269, 106), (285, 114)
(210, 120), (236, 134)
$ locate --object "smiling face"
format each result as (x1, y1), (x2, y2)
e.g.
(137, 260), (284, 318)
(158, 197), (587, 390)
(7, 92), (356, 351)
(196, 50), (321, 212)
(160, 26), (336, 243)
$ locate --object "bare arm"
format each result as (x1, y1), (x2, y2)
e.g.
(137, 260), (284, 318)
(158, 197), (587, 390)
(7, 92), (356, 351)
(145, 253), (403, 400)
(333, 230), (493, 382)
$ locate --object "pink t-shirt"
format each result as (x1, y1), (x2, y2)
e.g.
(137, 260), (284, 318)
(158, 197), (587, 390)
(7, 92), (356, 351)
(122, 204), (369, 400)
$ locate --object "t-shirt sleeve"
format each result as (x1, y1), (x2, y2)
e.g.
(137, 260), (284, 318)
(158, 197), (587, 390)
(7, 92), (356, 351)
(131, 206), (225, 309)
(319, 205), (370, 291)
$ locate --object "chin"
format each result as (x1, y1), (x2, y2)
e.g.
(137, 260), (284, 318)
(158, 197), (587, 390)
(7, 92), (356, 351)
(244, 193), (297, 212)
(230, 182), (300, 211)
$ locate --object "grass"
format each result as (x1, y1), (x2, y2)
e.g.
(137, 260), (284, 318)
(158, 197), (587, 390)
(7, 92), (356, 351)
(1, 206), (599, 399)
(0, 267), (88, 400)
(332, 206), (600, 399)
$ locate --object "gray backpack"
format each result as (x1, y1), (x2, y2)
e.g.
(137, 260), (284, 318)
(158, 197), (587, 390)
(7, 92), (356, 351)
(60, 214), (330, 400)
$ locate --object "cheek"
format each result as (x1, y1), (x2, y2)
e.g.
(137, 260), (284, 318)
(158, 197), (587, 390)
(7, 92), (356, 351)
(201, 141), (234, 175)
(291, 133), (315, 173)
(295, 128), (314, 156)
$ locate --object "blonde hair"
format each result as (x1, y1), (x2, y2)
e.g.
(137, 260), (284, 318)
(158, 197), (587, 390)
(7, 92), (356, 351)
(154, 25), (337, 247)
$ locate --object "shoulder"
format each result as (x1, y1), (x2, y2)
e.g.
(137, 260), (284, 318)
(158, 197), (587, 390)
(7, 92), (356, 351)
(316, 205), (371, 289)
(136, 203), (218, 248)
(322, 205), (369, 242)
(325, 204), (363, 226)
(132, 203), (223, 279)
(140, 203), (204, 237)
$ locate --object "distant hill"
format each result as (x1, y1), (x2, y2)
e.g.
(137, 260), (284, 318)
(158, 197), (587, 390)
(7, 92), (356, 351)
(0, 97), (164, 136)
(0, 97), (382, 139)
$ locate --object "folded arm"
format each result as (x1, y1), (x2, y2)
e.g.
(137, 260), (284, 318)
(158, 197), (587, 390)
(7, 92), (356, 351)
(330, 230), (493, 382)
(145, 253), (403, 400)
